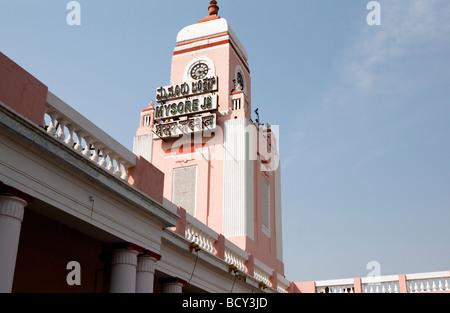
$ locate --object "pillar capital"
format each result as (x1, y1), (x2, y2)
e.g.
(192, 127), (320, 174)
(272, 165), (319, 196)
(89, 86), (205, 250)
(0, 195), (28, 221)
(110, 248), (139, 267)
(159, 277), (187, 293)
(0, 192), (29, 292)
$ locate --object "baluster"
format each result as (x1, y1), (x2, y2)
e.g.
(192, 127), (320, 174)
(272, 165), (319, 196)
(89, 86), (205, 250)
(431, 280), (437, 292)
(98, 147), (108, 168)
(420, 280), (425, 292)
(90, 142), (99, 163)
(394, 283), (399, 293)
(82, 137), (92, 158)
(199, 232), (205, 250)
(425, 280), (431, 292)
(107, 156), (115, 173)
(56, 118), (66, 142)
(73, 130), (84, 153)
(121, 163), (130, 181)
(46, 112), (58, 136)
(114, 161), (122, 176)
(381, 283), (386, 293)
(409, 281), (415, 293)
(413, 281), (419, 293)
(445, 279), (449, 291)
(65, 124), (75, 147)
(375, 285), (380, 293)
(387, 283), (392, 293)
(438, 279), (444, 291)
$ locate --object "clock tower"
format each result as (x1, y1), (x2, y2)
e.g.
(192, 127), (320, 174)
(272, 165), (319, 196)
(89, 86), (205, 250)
(134, 0), (284, 278)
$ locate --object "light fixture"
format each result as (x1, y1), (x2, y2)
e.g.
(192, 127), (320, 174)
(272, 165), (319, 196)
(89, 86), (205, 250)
(189, 242), (201, 253)
(229, 264), (239, 274)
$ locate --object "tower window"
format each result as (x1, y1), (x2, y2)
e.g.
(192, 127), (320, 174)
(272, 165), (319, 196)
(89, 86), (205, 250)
(261, 176), (270, 235)
(233, 99), (241, 110)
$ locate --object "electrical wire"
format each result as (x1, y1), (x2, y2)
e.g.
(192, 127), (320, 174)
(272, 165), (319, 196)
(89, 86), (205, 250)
(187, 251), (199, 284)
(230, 272), (238, 293)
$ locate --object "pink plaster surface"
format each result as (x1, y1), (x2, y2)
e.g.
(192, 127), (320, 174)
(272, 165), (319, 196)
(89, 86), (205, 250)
(128, 156), (165, 204)
(0, 53), (48, 126)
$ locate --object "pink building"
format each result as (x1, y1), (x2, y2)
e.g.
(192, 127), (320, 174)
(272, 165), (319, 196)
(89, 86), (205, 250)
(0, 0), (448, 295)
(133, 1), (285, 282)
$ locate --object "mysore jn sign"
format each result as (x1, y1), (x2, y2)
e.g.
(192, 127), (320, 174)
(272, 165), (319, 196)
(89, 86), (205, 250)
(155, 95), (217, 120)
(154, 76), (218, 139)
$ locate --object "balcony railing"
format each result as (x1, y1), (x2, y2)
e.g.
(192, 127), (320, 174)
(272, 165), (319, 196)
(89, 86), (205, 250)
(315, 271), (450, 293)
(44, 92), (136, 181)
(176, 209), (285, 292)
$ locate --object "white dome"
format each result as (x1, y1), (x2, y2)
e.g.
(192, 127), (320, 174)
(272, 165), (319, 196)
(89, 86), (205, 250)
(176, 18), (248, 61)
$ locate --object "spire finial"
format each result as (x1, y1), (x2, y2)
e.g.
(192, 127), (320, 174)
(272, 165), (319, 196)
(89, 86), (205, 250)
(198, 0), (220, 23)
(208, 0), (219, 16)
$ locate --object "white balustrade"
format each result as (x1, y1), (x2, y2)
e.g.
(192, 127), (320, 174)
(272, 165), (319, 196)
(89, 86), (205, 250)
(406, 272), (450, 293)
(277, 274), (291, 293)
(362, 275), (399, 293)
(254, 267), (271, 287)
(254, 259), (272, 287)
(316, 279), (355, 293)
(44, 92), (136, 182)
(315, 271), (450, 294)
(185, 214), (217, 255)
(224, 242), (248, 273)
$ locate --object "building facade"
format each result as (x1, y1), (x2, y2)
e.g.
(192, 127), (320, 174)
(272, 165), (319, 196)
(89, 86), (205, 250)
(133, 2), (285, 280)
(0, 1), (290, 294)
(1, 0), (448, 295)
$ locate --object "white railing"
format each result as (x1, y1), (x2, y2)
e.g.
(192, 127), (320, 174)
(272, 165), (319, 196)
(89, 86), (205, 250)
(314, 271), (450, 293)
(277, 274), (290, 293)
(362, 275), (400, 293)
(254, 259), (272, 287)
(316, 278), (355, 293)
(185, 214), (217, 255)
(406, 272), (450, 293)
(224, 239), (248, 273)
(44, 92), (136, 181)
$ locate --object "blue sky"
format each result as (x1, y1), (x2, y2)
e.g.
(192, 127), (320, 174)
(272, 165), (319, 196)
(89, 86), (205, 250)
(1, 0), (449, 283)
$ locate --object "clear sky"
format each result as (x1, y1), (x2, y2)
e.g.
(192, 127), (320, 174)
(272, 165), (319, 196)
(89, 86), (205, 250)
(1, 0), (449, 283)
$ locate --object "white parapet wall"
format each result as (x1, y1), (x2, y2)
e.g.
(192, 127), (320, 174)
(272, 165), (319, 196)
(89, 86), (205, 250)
(44, 92), (136, 181)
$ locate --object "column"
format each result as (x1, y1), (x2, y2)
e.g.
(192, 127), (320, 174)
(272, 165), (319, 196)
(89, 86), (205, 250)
(109, 248), (139, 293)
(0, 195), (27, 293)
(159, 277), (187, 293)
(135, 251), (161, 293)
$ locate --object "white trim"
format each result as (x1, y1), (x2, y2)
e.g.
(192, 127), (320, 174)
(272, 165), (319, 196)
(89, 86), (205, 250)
(176, 18), (248, 61)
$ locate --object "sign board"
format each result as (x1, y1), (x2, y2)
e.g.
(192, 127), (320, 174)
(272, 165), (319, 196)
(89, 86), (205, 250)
(156, 77), (218, 103)
(154, 95), (217, 121)
(153, 75), (218, 140)
(154, 114), (216, 139)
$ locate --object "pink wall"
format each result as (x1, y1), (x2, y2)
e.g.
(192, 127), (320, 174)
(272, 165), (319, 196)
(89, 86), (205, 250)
(0, 53), (48, 126)
(128, 156), (165, 204)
